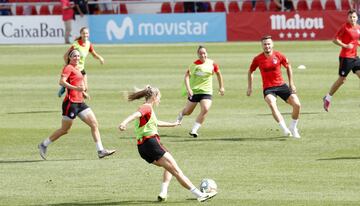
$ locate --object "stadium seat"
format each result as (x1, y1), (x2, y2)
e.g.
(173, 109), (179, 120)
(228, 1), (240, 12)
(119, 3), (128, 14)
(269, 0), (278, 11)
(214, 1), (226, 12)
(204, 1), (212, 12)
(341, 0), (351, 10)
(16, 5), (24, 15)
(39, 5), (51, 15)
(174, 2), (184, 13)
(52, 4), (62, 15)
(241, 0), (254, 11)
(161, 2), (172, 13)
(310, 0), (323, 10)
(296, 0), (309, 10)
(255, 0), (267, 11)
(324, 0), (337, 10)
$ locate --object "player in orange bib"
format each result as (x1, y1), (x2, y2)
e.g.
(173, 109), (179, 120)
(247, 35), (301, 138)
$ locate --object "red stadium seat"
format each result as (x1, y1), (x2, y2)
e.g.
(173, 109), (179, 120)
(341, 0), (351, 10)
(16, 5), (24, 15)
(174, 2), (184, 13)
(52, 4), (62, 15)
(269, 0), (278, 11)
(39, 5), (51, 15)
(296, 0), (309, 10)
(310, 0), (323, 10)
(214, 1), (226, 12)
(161, 2), (172, 13)
(119, 3), (127, 14)
(241, 0), (254, 11)
(255, 0), (267, 11)
(228, 1), (240, 12)
(324, 0), (337, 10)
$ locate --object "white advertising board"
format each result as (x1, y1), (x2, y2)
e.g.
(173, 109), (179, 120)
(0, 16), (88, 44)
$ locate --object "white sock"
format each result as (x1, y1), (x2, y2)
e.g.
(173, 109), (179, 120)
(96, 141), (104, 151)
(325, 94), (332, 101)
(160, 182), (169, 196)
(279, 120), (289, 132)
(190, 187), (203, 198)
(42, 138), (52, 147)
(290, 119), (299, 129)
(176, 113), (183, 122)
(191, 122), (201, 134)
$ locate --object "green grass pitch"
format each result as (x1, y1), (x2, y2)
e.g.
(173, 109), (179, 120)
(0, 41), (360, 205)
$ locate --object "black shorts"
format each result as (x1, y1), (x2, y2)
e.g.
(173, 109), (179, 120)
(263, 84), (292, 102)
(137, 136), (167, 163)
(62, 99), (89, 119)
(338, 57), (360, 77)
(188, 94), (212, 102)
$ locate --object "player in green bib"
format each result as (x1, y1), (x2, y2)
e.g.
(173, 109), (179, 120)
(176, 46), (225, 137)
(58, 27), (104, 97)
(119, 85), (217, 202)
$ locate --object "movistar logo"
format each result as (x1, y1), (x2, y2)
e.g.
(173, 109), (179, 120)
(105, 16), (209, 41)
(106, 17), (134, 40)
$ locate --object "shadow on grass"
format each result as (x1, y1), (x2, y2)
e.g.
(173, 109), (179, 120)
(256, 111), (320, 116)
(169, 136), (288, 142)
(0, 159), (86, 164)
(317, 157), (360, 161)
(44, 199), (186, 205)
(6, 110), (59, 115)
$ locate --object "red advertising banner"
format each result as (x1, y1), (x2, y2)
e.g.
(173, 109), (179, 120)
(227, 11), (347, 41)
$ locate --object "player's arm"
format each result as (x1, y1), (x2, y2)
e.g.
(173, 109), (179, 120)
(118, 111), (142, 131)
(333, 36), (353, 49)
(90, 50), (104, 64)
(215, 71), (225, 96)
(184, 69), (193, 97)
(247, 69), (254, 96)
(157, 120), (181, 127)
(285, 64), (297, 93)
(59, 76), (84, 91)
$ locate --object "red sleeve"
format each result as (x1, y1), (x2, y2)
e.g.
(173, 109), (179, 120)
(89, 43), (94, 53)
(278, 52), (289, 69)
(61, 65), (72, 78)
(213, 63), (219, 73)
(249, 57), (259, 72)
(335, 24), (345, 39)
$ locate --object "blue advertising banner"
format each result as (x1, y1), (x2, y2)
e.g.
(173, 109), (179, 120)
(88, 13), (226, 43)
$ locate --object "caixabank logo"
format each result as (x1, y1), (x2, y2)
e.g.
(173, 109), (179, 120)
(91, 14), (226, 43)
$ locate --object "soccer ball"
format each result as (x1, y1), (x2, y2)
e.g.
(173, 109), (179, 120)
(199, 178), (217, 193)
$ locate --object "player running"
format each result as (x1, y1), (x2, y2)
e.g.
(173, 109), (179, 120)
(176, 46), (225, 138)
(247, 35), (301, 138)
(323, 9), (360, 112)
(38, 49), (115, 160)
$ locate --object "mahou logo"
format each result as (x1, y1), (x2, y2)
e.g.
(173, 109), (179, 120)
(106, 17), (134, 40)
(270, 14), (324, 30)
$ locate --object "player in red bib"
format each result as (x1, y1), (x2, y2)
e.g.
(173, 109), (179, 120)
(38, 49), (115, 160)
(247, 36), (301, 138)
(323, 9), (360, 112)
